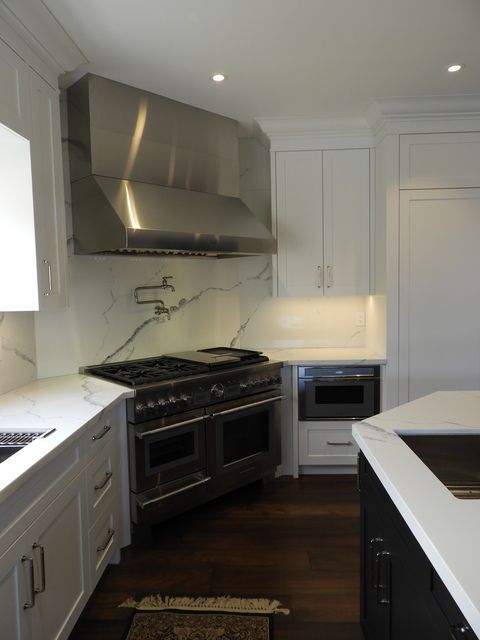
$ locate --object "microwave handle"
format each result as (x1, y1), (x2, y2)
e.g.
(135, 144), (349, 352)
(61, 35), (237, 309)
(136, 415), (205, 439)
(210, 395), (285, 419)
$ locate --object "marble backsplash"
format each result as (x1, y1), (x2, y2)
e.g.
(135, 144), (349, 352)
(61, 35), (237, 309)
(0, 311), (36, 394)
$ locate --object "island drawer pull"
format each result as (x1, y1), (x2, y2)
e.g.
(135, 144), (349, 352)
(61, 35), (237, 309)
(92, 425), (111, 441)
(21, 556), (35, 609)
(94, 471), (113, 491)
(97, 528), (115, 552)
(326, 440), (353, 446)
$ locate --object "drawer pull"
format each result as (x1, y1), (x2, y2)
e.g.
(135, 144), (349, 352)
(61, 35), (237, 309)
(21, 556), (35, 609)
(32, 543), (46, 593)
(92, 425), (111, 441)
(326, 440), (352, 446)
(94, 471), (113, 491)
(97, 528), (115, 552)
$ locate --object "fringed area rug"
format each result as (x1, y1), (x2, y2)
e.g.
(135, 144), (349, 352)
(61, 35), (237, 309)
(120, 595), (289, 640)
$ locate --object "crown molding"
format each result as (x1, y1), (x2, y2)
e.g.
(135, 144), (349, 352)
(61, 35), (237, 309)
(0, 0), (87, 84)
(255, 115), (373, 151)
(366, 95), (480, 141)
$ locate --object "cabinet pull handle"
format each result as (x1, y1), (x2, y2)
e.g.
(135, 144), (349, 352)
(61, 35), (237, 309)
(92, 424), (111, 441)
(326, 265), (333, 288)
(32, 543), (46, 593)
(21, 556), (36, 609)
(97, 528), (115, 552)
(451, 624), (472, 639)
(326, 440), (352, 446)
(376, 550), (391, 604)
(94, 471), (113, 491)
(43, 259), (53, 296)
(369, 537), (383, 589)
(317, 266), (323, 288)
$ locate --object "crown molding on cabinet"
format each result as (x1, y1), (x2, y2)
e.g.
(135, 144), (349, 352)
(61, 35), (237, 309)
(0, 0), (87, 86)
(366, 95), (480, 142)
(255, 115), (374, 151)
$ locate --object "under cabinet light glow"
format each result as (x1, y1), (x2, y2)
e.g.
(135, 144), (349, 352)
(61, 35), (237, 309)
(211, 73), (227, 83)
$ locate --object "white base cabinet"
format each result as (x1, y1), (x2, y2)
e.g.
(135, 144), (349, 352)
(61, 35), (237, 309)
(299, 420), (359, 466)
(0, 403), (129, 640)
(0, 473), (87, 640)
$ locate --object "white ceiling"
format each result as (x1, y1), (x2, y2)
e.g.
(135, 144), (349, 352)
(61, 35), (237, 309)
(44, 0), (480, 132)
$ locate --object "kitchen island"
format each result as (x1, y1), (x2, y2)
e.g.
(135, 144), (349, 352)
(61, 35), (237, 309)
(353, 391), (480, 638)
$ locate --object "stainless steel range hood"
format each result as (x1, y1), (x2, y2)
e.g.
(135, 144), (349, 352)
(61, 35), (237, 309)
(66, 74), (275, 257)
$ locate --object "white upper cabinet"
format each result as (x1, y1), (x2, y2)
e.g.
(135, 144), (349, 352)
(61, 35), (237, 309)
(0, 36), (67, 311)
(274, 148), (370, 297)
(0, 37), (30, 138)
(400, 132), (480, 189)
(29, 68), (67, 308)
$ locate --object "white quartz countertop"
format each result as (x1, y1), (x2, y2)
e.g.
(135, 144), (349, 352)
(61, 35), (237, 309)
(353, 391), (480, 637)
(261, 347), (386, 365)
(0, 374), (132, 504)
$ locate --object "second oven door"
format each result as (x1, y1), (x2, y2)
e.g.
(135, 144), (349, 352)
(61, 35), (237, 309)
(208, 391), (282, 491)
(298, 378), (378, 420)
(129, 410), (207, 493)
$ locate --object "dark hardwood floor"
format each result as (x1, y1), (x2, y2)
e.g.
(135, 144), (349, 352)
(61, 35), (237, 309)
(69, 475), (363, 640)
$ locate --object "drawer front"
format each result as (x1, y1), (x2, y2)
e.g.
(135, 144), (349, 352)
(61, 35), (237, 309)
(86, 446), (116, 527)
(299, 422), (358, 465)
(89, 506), (118, 589)
(400, 133), (480, 189)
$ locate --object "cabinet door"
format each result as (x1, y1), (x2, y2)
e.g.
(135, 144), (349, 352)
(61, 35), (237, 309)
(0, 37), (30, 137)
(323, 149), (370, 295)
(0, 535), (36, 640)
(400, 133), (480, 189)
(275, 151), (324, 296)
(398, 189), (480, 403)
(30, 473), (88, 640)
(29, 69), (67, 309)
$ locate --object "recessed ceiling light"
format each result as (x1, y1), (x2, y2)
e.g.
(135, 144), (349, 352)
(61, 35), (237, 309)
(211, 73), (227, 83)
(447, 63), (465, 73)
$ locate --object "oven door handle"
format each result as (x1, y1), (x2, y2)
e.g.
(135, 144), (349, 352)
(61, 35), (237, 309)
(137, 476), (212, 509)
(209, 395), (285, 419)
(136, 415), (206, 439)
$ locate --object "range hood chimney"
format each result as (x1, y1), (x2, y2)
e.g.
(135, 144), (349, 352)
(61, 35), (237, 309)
(66, 74), (276, 258)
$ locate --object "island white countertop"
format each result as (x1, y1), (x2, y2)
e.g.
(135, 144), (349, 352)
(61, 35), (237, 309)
(261, 347), (386, 365)
(353, 391), (480, 637)
(0, 374), (132, 504)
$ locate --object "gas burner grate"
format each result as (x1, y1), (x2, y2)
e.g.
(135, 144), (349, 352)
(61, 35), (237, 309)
(85, 357), (210, 386)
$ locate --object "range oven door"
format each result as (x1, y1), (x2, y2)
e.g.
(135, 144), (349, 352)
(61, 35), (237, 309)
(207, 390), (283, 494)
(129, 409), (207, 495)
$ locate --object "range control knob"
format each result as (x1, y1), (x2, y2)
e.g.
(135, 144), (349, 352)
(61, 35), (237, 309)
(135, 401), (146, 415)
(211, 383), (225, 399)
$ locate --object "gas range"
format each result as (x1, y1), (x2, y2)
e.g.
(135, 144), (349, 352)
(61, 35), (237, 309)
(83, 347), (281, 422)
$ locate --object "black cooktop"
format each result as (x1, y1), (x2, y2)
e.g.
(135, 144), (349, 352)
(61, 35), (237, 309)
(83, 348), (268, 387)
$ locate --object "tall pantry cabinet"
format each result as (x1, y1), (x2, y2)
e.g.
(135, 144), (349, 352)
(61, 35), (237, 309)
(371, 106), (480, 408)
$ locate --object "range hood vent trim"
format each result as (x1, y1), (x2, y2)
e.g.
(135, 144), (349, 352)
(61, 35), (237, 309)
(67, 74), (276, 258)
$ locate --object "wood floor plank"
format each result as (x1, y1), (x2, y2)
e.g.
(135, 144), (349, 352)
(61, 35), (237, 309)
(68, 475), (363, 639)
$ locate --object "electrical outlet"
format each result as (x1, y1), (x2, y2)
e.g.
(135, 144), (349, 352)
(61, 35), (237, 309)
(355, 311), (366, 327)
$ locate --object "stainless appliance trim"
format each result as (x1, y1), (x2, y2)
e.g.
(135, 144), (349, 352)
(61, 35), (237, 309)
(138, 476), (211, 509)
(209, 395), (285, 418)
(137, 415), (206, 439)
